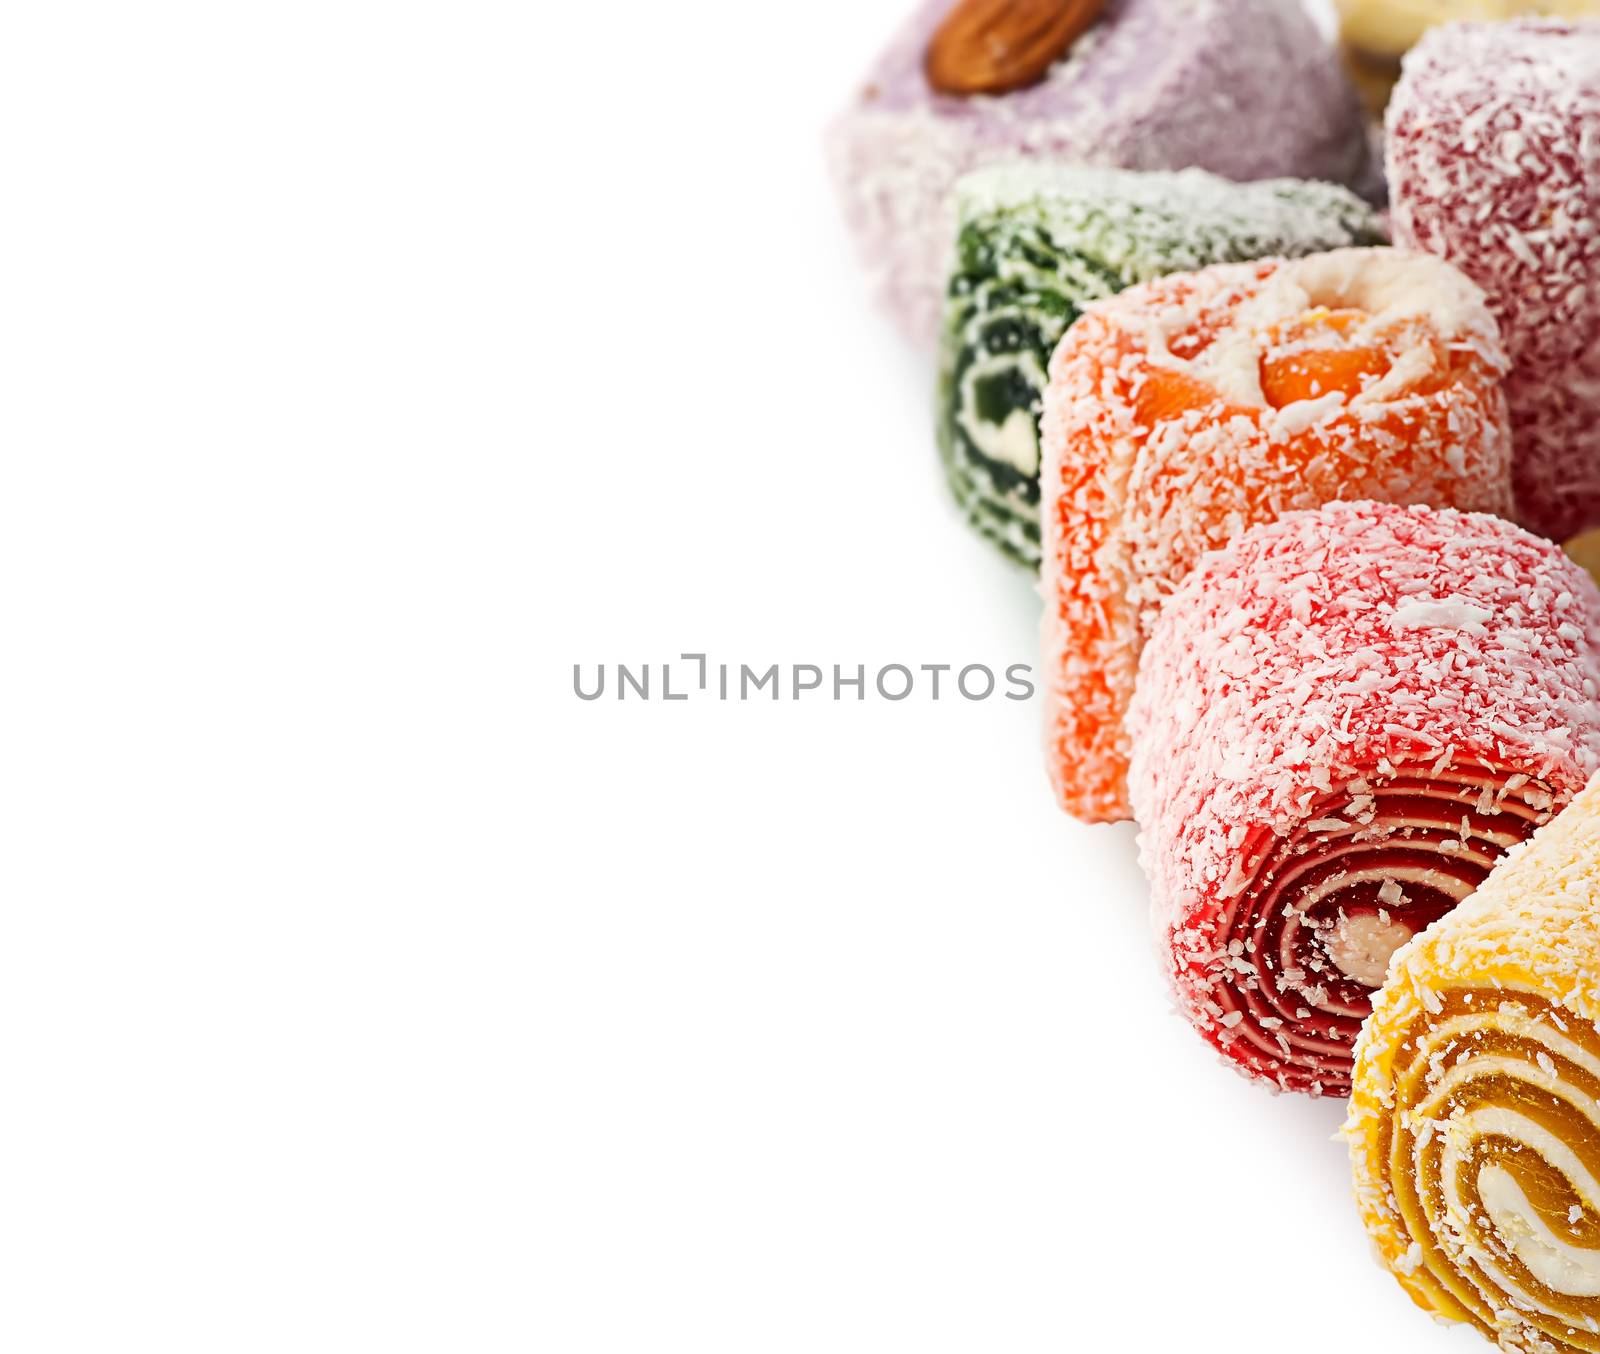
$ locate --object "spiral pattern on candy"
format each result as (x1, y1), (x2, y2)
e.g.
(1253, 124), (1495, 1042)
(1041, 248), (1515, 822)
(1348, 775), (1600, 1352)
(1130, 502), (1600, 1096)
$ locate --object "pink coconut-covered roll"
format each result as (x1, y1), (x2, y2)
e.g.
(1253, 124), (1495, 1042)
(1129, 501), (1600, 1096)
(827, 0), (1374, 343)
(1387, 19), (1600, 543)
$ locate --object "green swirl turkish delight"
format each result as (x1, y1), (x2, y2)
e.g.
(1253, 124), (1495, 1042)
(938, 166), (1386, 566)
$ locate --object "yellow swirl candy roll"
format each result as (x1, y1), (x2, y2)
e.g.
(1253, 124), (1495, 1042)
(1348, 774), (1600, 1352)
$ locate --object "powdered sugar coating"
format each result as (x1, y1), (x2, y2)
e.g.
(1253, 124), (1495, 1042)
(827, 0), (1375, 343)
(1387, 19), (1600, 541)
(1132, 501), (1600, 1094)
(1040, 247), (1515, 823)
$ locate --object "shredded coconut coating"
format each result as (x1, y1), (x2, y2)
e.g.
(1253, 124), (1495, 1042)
(1348, 772), (1600, 1351)
(827, 0), (1375, 343)
(1041, 248), (1516, 823)
(1131, 502), (1600, 1098)
(1387, 19), (1600, 542)
(937, 166), (1385, 567)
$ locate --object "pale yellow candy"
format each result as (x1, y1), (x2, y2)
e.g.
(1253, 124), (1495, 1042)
(1565, 527), (1600, 590)
(1339, 0), (1600, 61)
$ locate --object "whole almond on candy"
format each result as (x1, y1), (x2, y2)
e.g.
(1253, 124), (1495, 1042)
(925, 0), (1106, 97)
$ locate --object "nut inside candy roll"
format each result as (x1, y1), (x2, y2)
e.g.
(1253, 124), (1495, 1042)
(1349, 776), (1600, 1352)
(1042, 249), (1515, 823)
(1131, 502), (1600, 1096)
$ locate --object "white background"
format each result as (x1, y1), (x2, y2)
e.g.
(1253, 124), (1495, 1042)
(0, 1), (1482, 1350)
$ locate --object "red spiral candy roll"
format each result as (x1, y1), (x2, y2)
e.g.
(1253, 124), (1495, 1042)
(1129, 501), (1600, 1095)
